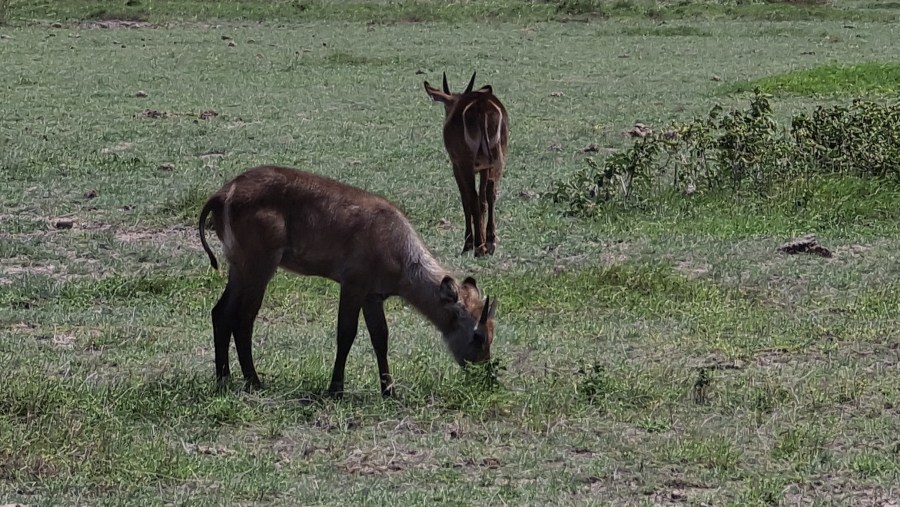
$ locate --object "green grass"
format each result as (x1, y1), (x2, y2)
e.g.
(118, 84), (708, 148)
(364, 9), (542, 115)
(730, 61), (900, 96)
(3, 6), (900, 507)
(2, 0), (899, 24)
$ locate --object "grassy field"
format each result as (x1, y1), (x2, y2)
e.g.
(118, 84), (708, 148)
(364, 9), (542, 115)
(2, 1), (900, 505)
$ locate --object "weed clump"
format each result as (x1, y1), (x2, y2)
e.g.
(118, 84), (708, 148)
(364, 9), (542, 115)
(550, 91), (900, 216)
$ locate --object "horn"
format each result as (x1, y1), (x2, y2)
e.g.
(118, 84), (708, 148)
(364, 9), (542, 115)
(464, 70), (477, 93)
(442, 72), (450, 94)
(480, 296), (491, 325)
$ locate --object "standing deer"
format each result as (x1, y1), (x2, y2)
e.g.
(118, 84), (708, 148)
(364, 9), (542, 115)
(424, 71), (509, 257)
(198, 165), (498, 397)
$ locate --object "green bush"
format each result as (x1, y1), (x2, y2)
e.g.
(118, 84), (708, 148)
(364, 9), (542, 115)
(550, 91), (900, 216)
(792, 99), (900, 177)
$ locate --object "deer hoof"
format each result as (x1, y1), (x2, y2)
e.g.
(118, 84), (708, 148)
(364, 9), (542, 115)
(474, 245), (489, 257)
(380, 375), (395, 397)
(243, 377), (262, 392)
(326, 384), (345, 400)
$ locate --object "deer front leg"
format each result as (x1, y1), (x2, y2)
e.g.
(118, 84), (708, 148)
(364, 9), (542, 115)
(327, 287), (364, 399)
(362, 295), (393, 397)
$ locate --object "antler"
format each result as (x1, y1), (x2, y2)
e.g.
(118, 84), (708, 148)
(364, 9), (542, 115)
(442, 72), (450, 94)
(464, 70), (477, 93)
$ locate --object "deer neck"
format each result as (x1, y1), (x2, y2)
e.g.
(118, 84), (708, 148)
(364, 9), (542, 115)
(397, 243), (455, 334)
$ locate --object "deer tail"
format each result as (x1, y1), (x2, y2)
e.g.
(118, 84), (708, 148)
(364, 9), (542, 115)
(198, 195), (222, 270)
(481, 113), (495, 164)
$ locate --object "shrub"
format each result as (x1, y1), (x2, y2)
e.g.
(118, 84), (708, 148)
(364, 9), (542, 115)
(550, 91), (900, 216)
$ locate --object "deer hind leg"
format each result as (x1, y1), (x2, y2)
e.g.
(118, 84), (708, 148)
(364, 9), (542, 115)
(476, 171), (490, 257)
(212, 277), (240, 390)
(452, 164), (477, 254)
(362, 295), (392, 397)
(327, 287), (365, 399)
(229, 257), (278, 391)
(486, 176), (499, 255)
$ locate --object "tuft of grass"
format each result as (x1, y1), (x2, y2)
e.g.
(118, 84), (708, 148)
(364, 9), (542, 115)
(5, 0), (897, 24)
(620, 24), (713, 36)
(84, 8), (150, 22)
(772, 424), (833, 472)
(160, 185), (212, 225)
(728, 62), (900, 96)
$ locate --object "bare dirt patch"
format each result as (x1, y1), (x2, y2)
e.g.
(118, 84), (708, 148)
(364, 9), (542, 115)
(114, 225), (204, 253)
(674, 259), (711, 279)
(784, 477), (899, 506)
(833, 243), (871, 258)
(343, 446), (436, 475)
(542, 238), (645, 274)
(0, 258), (62, 283)
(182, 443), (236, 457)
(137, 109), (220, 121)
(100, 142), (135, 154)
(646, 481), (716, 506)
(49, 334), (77, 349)
(79, 20), (158, 29)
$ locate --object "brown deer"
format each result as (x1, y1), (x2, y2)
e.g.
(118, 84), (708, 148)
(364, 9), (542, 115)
(424, 71), (509, 257)
(198, 165), (498, 397)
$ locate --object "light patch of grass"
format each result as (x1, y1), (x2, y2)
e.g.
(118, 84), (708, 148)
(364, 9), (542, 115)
(0, 0), (9, 25)
(2, 0), (897, 24)
(728, 62), (900, 96)
(620, 24), (713, 36)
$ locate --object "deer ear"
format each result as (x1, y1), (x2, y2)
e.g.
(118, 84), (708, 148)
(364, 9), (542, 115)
(462, 276), (478, 290)
(478, 85), (493, 94)
(424, 81), (451, 103)
(487, 298), (498, 319)
(439, 276), (459, 304)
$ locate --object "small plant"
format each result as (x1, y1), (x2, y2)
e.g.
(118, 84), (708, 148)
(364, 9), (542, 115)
(576, 361), (657, 409)
(636, 415), (671, 433)
(772, 425), (833, 472)
(751, 383), (791, 414)
(578, 363), (617, 400)
(461, 357), (506, 391)
(692, 367), (711, 405)
(552, 0), (609, 16)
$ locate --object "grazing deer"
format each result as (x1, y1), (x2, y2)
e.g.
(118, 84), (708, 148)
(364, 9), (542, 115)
(198, 165), (498, 397)
(424, 71), (509, 257)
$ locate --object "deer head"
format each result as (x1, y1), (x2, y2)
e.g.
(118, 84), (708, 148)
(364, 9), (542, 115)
(424, 71), (494, 116)
(438, 275), (498, 365)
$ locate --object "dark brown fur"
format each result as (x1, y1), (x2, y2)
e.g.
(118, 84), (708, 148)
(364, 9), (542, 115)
(424, 71), (509, 257)
(198, 165), (497, 396)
